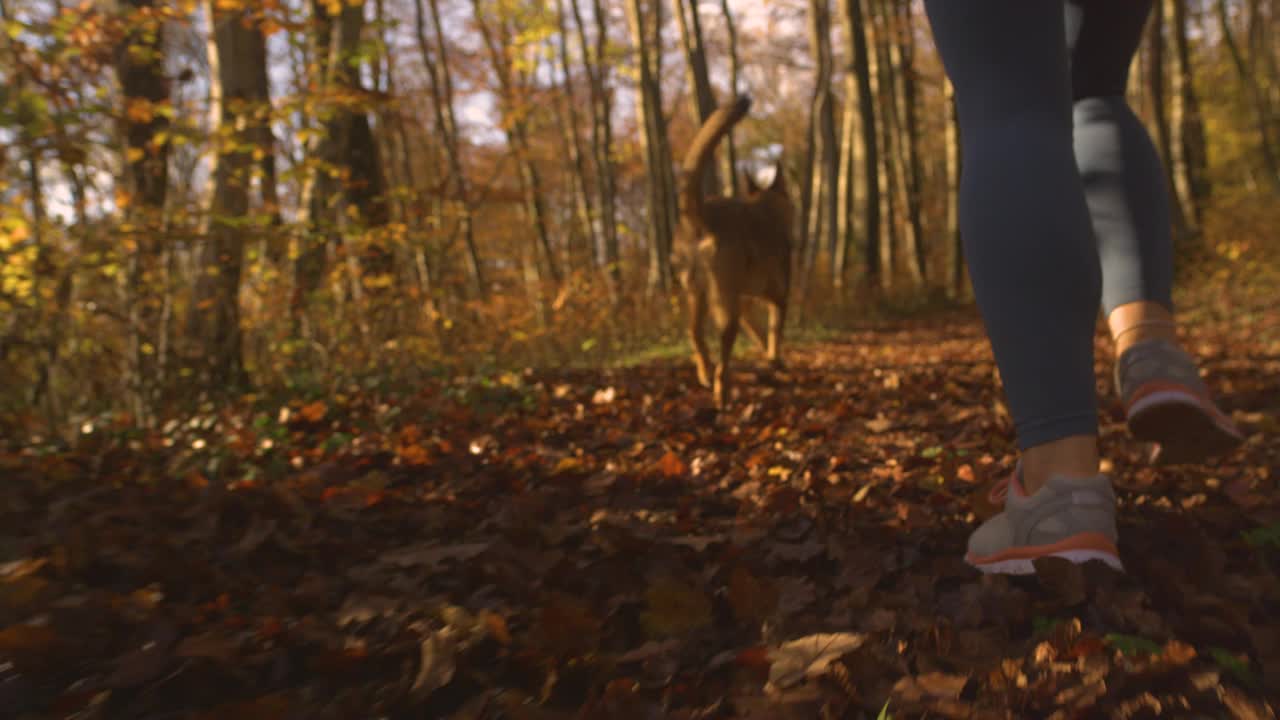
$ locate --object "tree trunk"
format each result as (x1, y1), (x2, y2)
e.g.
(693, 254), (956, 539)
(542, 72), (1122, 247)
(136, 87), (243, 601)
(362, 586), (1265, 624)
(116, 0), (170, 420)
(672, 0), (721, 197)
(801, 0), (837, 305)
(944, 79), (964, 300)
(627, 0), (677, 291)
(870, 0), (896, 290)
(889, 0), (924, 287)
(1215, 0), (1280, 192)
(554, 0), (598, 271)
(417, 0), (486, 299)
(843, 0), (880, 291)
(198, 0), (221, 238)
(833, 68), (857, 290)
(473, 2), (561, 290)
(570, 0), (622, 295)
(1166, 0), (1209, 229)
(1145, 0), (1191, 240)
(293, 0), (386, 331)
(718, 0), (742, 197)
(192, 2), (263, 392)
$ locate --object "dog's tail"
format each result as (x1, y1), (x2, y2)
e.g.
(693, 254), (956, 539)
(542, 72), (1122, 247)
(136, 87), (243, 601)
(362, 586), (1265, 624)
(680, 95), (751, 229)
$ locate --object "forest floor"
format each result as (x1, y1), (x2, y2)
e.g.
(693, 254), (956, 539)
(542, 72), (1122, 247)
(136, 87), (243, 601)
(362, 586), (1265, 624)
(3, 268), (1280, 719)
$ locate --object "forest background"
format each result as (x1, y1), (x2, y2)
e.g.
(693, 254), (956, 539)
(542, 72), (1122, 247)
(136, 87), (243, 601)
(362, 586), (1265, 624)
(2, 0), (1278, 437)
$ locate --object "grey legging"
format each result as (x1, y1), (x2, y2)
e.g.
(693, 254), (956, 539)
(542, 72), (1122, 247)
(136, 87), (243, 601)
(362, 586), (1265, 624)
(924, 0), (1172, 449)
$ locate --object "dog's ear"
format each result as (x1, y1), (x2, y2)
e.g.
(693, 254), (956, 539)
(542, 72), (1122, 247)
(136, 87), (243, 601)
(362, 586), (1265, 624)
(742, 169), (761, 195)
(768, 160), (787, 193)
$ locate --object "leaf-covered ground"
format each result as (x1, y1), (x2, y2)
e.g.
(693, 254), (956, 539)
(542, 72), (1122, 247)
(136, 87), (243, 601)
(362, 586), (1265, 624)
(4, 284), (1279, 719)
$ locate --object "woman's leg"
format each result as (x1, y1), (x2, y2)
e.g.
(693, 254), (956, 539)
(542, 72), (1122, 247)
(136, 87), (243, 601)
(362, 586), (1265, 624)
(924, 0), (1122, 574)
(923, 0), (1101, 493)
(1065, 0), (1175, 346)
(1068, 0), (1244, 462)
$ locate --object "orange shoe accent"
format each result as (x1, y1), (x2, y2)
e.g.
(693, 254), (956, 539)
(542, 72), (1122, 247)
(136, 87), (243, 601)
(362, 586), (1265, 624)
(965, 531), (1119, 565)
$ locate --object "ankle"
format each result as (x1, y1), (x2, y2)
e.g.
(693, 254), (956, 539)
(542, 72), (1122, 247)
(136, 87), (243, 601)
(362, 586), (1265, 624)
(1114, 321), (1178, 357)
(1020, 435), (1100, 495)
(1109, 301), (1178, 357)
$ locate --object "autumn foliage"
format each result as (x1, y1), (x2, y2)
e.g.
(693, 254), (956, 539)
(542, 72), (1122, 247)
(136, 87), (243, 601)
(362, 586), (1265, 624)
(2, 0), (1280, 716)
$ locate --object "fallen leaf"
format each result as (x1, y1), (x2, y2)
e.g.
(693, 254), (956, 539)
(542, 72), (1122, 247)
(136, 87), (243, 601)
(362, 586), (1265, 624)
(379, 542), (490, 569)
(537, 594), (602, 658)
(0, 624), (58, 660)
(767, 541), (825, 565)
(411, 628), (458, 697)
(192, 693), (293, 720)
(483, 611), (511, 645)
(641, 576), (712, 638)
(667, 534), (727, 551)
(1225, 476), (1265, 509)
(300, 400), (327, 422)
(914, 671), (969, 699)
(0, 557), (48, 580)
(766, 632), (865, 690)
(776, 576), (817, 616)
(656, 451), (688, 478)
(1162, 639), (1197, 665)
(175, 632), (240, 663)
(616, 639), (681, 663)
(727, 566), (778, 623)
(234, 516), (276, 554)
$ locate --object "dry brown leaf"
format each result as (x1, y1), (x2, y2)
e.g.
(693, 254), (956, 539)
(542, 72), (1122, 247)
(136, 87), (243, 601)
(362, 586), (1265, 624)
(0, 624), (58, 659)
(538, 594), (603, 658)
(727, 565), (778, 623)
(192, 693), (293, 720)
(766, 632), (865, 690)
(914, 671), (969, 699)
(379, 542), (490, 569)
(411, 628), (458, 698)
(175, 632), (241, 663)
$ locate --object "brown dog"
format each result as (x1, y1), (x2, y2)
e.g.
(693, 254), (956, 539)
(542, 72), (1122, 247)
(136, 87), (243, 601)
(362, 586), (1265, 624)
(673, 96), (794, 407)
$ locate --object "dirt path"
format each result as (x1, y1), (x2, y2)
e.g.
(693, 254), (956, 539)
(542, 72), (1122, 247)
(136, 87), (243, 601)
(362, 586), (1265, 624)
(3, 297), (1278, 718)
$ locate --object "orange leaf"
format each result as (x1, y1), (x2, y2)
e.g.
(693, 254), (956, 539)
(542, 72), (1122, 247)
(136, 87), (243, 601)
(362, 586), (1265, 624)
(300, 400), (327, 422)
(398, 443), (431, 466)
(1163, 640), (1197, 665)
(656, 451), (687, 478)
(0, 624), (58, 656)
(483, 611), (511, 645)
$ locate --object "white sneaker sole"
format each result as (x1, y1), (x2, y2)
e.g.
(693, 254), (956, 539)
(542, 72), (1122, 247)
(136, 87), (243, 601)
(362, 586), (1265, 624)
(967, 549), (1125, 575)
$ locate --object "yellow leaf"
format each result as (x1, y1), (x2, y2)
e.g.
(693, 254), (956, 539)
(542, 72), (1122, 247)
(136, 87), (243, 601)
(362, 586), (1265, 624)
(0, 215), (29, 244)
(125, 98), (154, 123)
(553, 456), (582, 474)
(641, 576), (711, 638)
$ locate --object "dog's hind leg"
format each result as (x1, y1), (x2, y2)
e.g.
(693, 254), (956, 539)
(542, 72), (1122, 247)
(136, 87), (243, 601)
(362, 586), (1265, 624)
(689, 288), (713, 388)
(740, 301), (770, 353)
(713, 297), (740, 407)
(766, 297), (786, 368)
